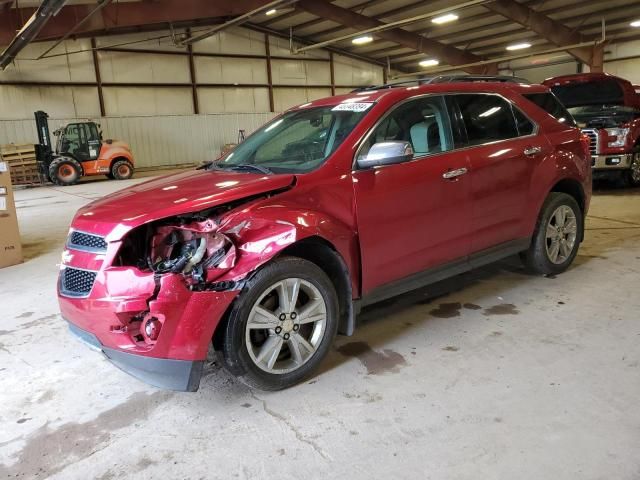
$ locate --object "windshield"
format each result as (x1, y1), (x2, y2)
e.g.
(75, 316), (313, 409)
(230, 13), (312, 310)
(551, 79), (624, 108)
(213, 105), (370, 174)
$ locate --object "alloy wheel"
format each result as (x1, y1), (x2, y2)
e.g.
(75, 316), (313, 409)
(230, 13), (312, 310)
(245, 278), (327, 374)
(545, 205), (578, 264)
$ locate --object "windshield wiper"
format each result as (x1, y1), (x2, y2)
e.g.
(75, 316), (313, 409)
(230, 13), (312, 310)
(228, 164), (274, 175)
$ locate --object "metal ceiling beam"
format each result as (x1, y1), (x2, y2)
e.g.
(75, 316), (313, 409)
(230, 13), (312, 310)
(367, 0), (629, 65)
(0, 0), (275, 45)
(295, 0), (492, 74)
(393, 40), (599, 78)
(294, 0), (488, 53)
(483, 0), (594, 65)
(180, 0), (294, 45)
(0, 0), (67, 70)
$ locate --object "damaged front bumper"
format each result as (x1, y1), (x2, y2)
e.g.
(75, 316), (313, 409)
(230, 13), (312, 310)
(60, 271), (240, 391)
(67, 321), (205, 391)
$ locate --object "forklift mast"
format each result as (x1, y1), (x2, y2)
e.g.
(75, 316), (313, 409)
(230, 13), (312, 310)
(34, 110), (55, 173)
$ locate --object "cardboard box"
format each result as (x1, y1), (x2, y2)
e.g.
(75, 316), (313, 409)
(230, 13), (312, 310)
(0, 160), (22, 269)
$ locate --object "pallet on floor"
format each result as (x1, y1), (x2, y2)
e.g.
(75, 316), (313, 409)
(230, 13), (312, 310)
(0, 143), (44, 186)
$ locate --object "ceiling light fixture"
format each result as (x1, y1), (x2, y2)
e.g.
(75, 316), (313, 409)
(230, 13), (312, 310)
(432, 13), (459, 25)
(506, 42), (531, 51)
(265, 9), (277, 16)
(352, 35), (373, 45)
(419, 59), (440, 67)
(631, 20), (640, 27)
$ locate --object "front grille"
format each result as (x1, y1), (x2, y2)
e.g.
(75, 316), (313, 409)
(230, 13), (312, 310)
(581, 128), (598, 156)
(60, 267), (97, 297)
(68, 231), (107, 252)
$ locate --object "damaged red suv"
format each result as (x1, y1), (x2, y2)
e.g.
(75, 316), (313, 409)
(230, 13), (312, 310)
(60, 77), (591, 391)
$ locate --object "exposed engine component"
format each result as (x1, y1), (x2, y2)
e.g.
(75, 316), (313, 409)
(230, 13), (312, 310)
(148, 224), (237, 284)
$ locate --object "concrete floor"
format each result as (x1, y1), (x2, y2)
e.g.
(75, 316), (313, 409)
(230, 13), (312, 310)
(1, 172), (639, 480)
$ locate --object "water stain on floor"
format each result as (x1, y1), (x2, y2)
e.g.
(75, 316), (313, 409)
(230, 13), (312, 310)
(429, 302), (462, 318)
(463, 303), (482, 310)
(336, 341), (407, 375)
(16, 312), (34, 319)
(483, 304), (519, 316)
(0, 391), (172, 479)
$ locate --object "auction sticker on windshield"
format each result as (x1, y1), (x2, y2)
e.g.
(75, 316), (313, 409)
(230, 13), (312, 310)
(331, 102), (373, 112)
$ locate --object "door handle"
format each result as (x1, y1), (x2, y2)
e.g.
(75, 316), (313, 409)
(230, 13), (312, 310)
(524, 146), (542, 156)
(442, 167), (468, 179)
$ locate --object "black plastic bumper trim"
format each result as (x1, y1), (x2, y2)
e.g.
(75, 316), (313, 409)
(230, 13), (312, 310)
(67, 321), (203, 392)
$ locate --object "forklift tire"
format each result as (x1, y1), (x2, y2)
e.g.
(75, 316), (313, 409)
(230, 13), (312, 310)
(49, 157), (82, 186)
(110, 159), (134, 180)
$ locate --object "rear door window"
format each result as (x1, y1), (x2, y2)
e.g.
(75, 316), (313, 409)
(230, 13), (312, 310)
(524, 92), (576, 126)
(513, 107), (535, 136)
(453, 94), (519, 146)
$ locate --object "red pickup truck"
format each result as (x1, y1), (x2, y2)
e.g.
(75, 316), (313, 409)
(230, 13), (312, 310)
(543, 73), (640, 186)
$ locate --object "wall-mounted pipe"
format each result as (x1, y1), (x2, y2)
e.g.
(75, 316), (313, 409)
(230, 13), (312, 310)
(0, 0), (68, 70)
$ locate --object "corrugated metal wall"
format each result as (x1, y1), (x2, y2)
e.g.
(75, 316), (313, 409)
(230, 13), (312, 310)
(0, 112), (276, 168)
(0, 26), (384, 169)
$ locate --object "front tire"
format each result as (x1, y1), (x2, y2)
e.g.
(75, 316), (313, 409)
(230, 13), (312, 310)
(623, 147), (640, 187)
(49, 157), (82, 186)
(521, 192), (583, 275)
(110, 159), (134, 180)
(217, 256), (338, 391)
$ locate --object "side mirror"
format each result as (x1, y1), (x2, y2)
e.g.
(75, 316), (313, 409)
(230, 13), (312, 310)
(357, 141), (414, 169)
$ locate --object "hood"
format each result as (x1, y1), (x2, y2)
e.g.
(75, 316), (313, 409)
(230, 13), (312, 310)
(72, 169), (295, 241)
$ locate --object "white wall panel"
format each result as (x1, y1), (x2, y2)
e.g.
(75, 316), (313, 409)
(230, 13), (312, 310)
(195, 57), (267, 84)
(192, 27), (265, 55)
(334, 87), (354, 96)
(0, 86), (100, 119)
(103, 87), (193, 116)
(273, 88), (332, 111)
(98, 51), (191, 84)
(0, 113), (276, 168)
(199, 87), (270, 113)
(1, 39), (95, 83)
(271, 59), (330, 85)
(333, 54), (383, 86)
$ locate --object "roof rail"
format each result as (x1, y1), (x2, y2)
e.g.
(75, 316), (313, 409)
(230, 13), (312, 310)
(350, 79), (432, 92)
(351, 75), (530, 92)
(428, 75), (530, 84)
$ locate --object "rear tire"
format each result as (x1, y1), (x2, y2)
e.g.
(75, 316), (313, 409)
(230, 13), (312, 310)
(217, 256), (338, 391)
(49, 157), (82, 186)
(521, 192), (583, 275)
(110, 159), (134, 180)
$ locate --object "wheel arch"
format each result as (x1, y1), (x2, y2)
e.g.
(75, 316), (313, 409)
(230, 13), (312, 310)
(109, 155), (134, 170)
(277, 236), (355, 336)
(212, 235), (356, 354)
(549, 178), (585, 213)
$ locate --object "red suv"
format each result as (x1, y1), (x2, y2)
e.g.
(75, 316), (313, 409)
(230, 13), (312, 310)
(59, 77), (591, 391)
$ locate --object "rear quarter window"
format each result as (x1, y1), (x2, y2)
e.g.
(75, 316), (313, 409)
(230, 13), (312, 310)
(524, 92), (576, 127)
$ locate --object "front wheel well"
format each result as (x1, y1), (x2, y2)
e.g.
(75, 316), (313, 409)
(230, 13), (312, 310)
(212, 236), (356, 353)
(278, 237), (354, 336)
(110, 156), (132, 169)
(550, 178), (585, 214)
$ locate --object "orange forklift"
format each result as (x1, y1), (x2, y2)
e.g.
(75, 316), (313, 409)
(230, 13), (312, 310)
(34, 111), (135, 186)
